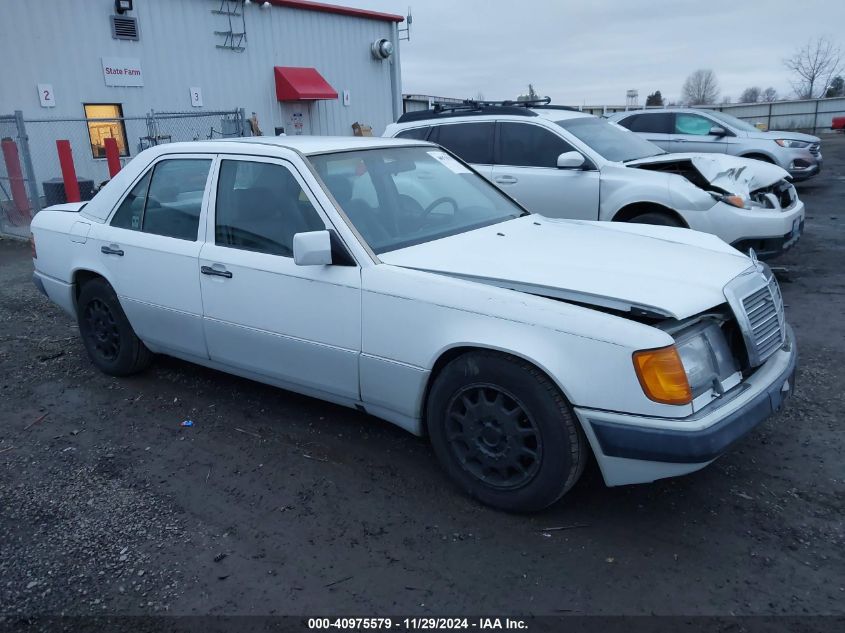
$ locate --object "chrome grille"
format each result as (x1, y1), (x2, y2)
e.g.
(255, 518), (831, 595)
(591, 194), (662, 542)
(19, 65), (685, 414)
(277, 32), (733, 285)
(724, 269), (786, 367)
(809, 142), (820, 156)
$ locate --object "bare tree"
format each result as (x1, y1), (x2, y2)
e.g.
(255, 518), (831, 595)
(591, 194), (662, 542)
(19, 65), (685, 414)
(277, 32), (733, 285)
(740, 86), (762, 103)
(682, 69), (720, 105)
(761, 87), (778, 102)
(784, 37), (843, 98)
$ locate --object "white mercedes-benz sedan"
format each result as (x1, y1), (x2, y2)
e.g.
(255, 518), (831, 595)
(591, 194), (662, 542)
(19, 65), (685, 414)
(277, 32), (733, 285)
(30, 136), (796, 512)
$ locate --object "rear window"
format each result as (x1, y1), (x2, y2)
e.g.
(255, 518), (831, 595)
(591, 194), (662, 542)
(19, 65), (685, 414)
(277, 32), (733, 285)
(395, 126), (431, 141)
(620, 113), (674, 134)
(430, 122), (494, 165)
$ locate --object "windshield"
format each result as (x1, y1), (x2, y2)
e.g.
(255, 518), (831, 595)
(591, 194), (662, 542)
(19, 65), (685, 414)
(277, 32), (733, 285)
(556, 117), (665, 162)
(309, 146), (525, 254)
(702, 109), (760, 133)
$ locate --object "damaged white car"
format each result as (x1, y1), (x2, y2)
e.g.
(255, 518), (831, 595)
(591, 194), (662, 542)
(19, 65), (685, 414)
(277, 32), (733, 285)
(385, 101), (805, 258)
(31, 137), (796, 512)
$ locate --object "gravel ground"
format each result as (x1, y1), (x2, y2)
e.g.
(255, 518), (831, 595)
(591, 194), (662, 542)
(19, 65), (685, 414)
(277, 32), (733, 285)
(1, 137), (843, 624)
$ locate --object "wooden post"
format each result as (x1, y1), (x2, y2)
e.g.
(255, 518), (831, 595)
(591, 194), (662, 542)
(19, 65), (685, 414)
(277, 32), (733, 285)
(56, 140), (80, 203)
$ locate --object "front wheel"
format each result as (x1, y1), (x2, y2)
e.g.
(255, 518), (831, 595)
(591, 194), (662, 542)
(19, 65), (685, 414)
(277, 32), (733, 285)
(426, 352), (587, 512)
(627, 211), (684, 227)
(77, 278), (153, 376)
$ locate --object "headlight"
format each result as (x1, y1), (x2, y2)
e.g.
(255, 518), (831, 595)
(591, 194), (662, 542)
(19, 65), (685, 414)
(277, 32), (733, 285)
(675, 322), (739, 398)
(633, 322), (739, 405)
(710, 191), (750, 209)
(775, 139), (811, 148)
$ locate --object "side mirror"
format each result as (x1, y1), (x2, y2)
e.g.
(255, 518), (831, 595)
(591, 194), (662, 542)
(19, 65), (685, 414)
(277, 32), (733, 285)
(709, 126), (727, 137)
(557, 151), (586, 169)
(293, 230), (333, 266)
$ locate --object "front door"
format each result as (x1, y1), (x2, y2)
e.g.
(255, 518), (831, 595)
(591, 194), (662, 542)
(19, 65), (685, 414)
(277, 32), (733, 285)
(491, 121), (599, 220)
(671, 112), (729, 154)
(198, 155), (361, 400)
(97, 155), (213, 358)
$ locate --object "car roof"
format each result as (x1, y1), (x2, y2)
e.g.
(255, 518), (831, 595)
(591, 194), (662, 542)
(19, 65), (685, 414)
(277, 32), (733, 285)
(393, 107), (595, 128)
(141, 136), (432, 157)
(609, 108), (720, 117)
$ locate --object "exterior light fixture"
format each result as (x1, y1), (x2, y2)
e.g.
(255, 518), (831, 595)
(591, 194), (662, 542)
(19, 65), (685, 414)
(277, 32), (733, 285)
(371, 38), (394, 60)
(114, 0), (133, 14)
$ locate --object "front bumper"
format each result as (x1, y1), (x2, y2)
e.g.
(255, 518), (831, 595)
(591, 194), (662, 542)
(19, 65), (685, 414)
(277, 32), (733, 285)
(731, 216), (804, 260)
(575, 324), (797, 486)
(787, 154), (822, 182)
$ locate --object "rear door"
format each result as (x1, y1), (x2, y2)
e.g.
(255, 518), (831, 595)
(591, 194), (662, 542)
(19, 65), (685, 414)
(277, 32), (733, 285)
(96, 155), (213, 358)
(198, 155), (361, 400)
(617, 112), (674, 150)
(428, 122), (494, 180)
(491, 121), (599, 220)
(671, 112), (729, 154)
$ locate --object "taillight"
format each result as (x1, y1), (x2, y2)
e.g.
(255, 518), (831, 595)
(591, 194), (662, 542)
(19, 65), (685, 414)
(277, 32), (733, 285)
(30, 232), (37, 259)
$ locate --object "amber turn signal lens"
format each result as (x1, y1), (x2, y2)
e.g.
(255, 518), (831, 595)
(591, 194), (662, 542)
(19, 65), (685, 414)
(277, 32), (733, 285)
(723, 194), (746, 209)
(632, 345), (692, 405)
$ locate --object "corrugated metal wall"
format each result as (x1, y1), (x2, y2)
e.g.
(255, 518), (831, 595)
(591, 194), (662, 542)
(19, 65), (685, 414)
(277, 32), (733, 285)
(0, 0), (400, 136)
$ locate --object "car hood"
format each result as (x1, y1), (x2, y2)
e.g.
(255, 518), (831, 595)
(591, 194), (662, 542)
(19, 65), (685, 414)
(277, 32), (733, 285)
(744, 129), (820, 143)
(626, 152), (790, 195)
(379, 215), (752, 320)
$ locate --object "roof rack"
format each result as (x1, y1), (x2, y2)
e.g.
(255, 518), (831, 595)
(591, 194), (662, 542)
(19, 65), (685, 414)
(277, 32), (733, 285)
(396, 98), (581, 124)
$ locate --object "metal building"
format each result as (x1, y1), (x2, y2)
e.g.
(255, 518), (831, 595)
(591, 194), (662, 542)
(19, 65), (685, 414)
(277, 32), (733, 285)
(0, 0), (404, 138)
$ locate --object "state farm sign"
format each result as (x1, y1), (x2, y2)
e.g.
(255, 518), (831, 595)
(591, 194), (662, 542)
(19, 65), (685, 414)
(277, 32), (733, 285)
(101, 57), (144, 87)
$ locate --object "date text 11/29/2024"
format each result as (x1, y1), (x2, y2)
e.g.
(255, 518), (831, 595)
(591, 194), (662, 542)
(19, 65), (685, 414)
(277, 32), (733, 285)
(307, 617), (528, 630)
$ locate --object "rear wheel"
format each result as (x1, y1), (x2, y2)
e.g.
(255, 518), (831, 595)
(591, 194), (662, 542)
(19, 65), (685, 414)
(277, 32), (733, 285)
(77, 278), (152, 376)
(426, 351), (587, 512)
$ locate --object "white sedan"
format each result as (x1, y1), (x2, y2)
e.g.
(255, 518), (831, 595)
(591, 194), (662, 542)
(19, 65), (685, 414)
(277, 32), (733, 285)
(30, 136), (796, 512)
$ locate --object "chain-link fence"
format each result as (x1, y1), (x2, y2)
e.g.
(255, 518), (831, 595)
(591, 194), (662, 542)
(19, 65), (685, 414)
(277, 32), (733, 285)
(0, 108), (246, 239)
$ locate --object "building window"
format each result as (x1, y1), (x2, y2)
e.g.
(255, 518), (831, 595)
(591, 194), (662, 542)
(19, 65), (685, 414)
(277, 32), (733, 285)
(84, 104), (129, 159)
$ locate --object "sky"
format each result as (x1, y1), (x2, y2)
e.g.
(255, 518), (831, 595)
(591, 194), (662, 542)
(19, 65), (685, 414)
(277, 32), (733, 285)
(331, 0), (845, 105)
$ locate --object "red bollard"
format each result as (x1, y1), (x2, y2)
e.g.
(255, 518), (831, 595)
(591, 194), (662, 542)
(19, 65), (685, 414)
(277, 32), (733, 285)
(104, 137), (121, 178)
(1, 137), (31, 224)
(56, 139), (80, 203)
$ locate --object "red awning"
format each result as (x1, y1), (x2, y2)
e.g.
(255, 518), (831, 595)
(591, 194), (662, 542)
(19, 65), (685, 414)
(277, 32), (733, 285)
(274, 67), (338, 101)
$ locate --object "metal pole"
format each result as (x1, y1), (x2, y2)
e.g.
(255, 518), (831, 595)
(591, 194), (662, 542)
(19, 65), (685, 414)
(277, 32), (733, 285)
(238, 108), (248, 136)
(812, 99), (819, 134)
(767, 102), (772, 131)
(14, 110), (41, 213)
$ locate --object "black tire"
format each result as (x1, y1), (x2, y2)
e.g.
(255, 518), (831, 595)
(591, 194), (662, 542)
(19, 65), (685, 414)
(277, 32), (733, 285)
(628, 211), (684, 227)
(77, 277), (152, 376)
(426, 351), (587, 512)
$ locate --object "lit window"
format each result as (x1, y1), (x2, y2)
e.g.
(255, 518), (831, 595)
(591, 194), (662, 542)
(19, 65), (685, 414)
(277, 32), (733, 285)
(84, 104), (129, 159)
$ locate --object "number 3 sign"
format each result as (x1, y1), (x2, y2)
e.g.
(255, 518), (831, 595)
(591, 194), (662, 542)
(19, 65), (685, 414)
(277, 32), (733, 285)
(38, 84), (55, 107)
(190, 87), (203, 107)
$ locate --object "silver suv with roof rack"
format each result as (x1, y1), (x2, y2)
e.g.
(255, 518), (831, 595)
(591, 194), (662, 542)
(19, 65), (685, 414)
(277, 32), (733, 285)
(385, 99), (806, 259)
(608, 108), (822, 181)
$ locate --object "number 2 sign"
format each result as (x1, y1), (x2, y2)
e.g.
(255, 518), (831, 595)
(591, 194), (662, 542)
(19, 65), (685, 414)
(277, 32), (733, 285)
(37, 84), (55, 107)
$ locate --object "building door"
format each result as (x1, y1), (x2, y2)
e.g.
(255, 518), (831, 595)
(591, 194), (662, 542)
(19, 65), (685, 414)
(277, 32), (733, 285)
(283, 103), (312, 135)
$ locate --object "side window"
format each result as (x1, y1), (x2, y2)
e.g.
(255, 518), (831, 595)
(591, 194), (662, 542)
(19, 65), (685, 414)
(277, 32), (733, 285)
(622, 113), (674, 134)
(215, 160), (325, 257)
(111, 171), (151, 231)
(432, 122), (494, 164)
(142, 159), (211, 240)
(499, 122), (575, 168)
(675, 114), (715, 136)
(395, 126), (431, 140)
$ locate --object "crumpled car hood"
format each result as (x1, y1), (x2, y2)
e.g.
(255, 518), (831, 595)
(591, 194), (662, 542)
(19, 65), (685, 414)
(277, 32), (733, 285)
(379, 215), (752, 320)
(626, 152), (790, 196)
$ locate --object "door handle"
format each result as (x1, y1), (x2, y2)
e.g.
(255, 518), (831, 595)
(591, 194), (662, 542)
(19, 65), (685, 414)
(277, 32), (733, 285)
(201, 265), (233, 279)
(101, 245), (124, 256)
(674, 138), (688, 142)
(494, 175), (518, 184)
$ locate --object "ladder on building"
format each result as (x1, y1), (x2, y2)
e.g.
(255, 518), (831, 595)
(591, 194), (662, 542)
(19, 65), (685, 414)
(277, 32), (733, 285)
(212, 0), (247, 52)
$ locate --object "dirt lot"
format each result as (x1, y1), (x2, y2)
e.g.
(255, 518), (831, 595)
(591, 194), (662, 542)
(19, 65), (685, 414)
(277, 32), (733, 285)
(1, 138), (843, 624)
